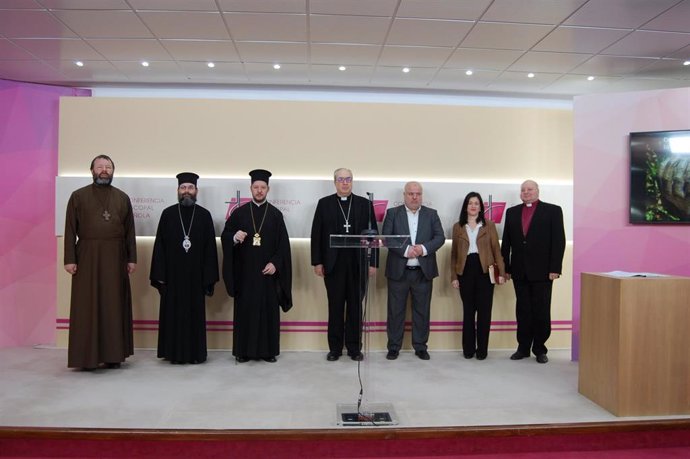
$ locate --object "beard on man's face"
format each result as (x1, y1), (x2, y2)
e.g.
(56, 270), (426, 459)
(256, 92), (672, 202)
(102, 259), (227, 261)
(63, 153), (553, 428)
(92, 171), (113, 185)
(178, 191), (197, 207)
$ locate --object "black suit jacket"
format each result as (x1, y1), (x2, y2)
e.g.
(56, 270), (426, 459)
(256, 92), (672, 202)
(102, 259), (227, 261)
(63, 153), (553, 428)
(310, 193), (378, 275)
(382, 205), (445, 281)
(501, 200), (565, 281)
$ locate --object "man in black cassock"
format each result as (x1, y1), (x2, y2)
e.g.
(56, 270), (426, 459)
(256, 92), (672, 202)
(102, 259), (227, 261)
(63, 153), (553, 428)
(311, 167), (378, 362)
(221, 169), (292, 363)
(150, 172), (219, 364)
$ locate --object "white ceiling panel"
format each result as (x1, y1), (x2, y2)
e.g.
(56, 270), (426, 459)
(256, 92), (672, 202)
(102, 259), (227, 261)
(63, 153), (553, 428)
(110, 60), (186, 82)
(378, 45), (453, 67)
(0, 0), (41, 8)
(0, 10), (77, 38)
(219, 0), (305, 13)
(12, 38), (103, 60)
(0, 59), (66, 82)
(601, 30), (690, 58)
(445, 48), (523, 71)
(51, 10), (153, 39)
(244, 62), (310, 83)
(224, 13), (307, 42)
(370, 65), (436, 87)
(387, 18), (473, 47)
(310, 43), (381, 65)
(129, 0), (219, 11)
(563, 0), (680, 29)
(86, 39), (171, 61)
(429, 68), (499, 90)
(461, 22), (553, 50)
(482, 0), (588, 25)
(397, 0), (491, 20)
(571, 55), (659, 76)
(309, 0), (398, 17)
(138, 12), (229, 40)
(39, 0), (130, 9)
(309, 64), (374, 85)
(1, 1), (689, 98)
(161, 40), (239, 62)
(642, 0), (690, 33)
(0, 38), (39, 60)
(44, 59), (125, 79)
(542, 74), (621, 95)
(310, 15), (391, 44)
(533, 26), (631, 54)
(177, 61), (248, 82)
(509, 51), (592, 73)
(630, 58), (690, 79)
(487, 70), (561, 92)
(235, 42), (307, 64)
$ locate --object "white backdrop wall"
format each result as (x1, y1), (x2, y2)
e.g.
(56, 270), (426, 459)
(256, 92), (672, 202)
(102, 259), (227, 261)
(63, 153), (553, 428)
(56, 96), (573, 353)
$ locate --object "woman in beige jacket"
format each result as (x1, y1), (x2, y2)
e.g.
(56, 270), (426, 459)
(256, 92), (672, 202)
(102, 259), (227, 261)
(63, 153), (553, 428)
(451, 192), (505, 360)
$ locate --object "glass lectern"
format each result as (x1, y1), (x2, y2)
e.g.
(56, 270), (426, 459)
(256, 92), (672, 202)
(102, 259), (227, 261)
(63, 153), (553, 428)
(329, 233), (409, 426)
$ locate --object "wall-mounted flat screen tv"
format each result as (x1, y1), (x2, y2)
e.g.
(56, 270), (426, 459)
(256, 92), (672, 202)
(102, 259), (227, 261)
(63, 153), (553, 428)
(630, 130), (690, 223)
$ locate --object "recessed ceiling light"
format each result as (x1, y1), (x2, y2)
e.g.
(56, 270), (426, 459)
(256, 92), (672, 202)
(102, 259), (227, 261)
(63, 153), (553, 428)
(587, 76), (595, 81)
(465, 69), (473, 76)
(338, 65), (346, 71)
(684, 60), (690, 66)
(273, 63), (281, 70)
(207, 62), (215, 68)
(402, 67), (411, 73)
(141, 61), (149, 67)
(75, 61), (84, 67)
(527, 72), (535, 78)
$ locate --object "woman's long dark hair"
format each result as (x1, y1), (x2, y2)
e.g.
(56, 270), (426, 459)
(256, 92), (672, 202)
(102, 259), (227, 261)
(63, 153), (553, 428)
(458, 191), (486, 227)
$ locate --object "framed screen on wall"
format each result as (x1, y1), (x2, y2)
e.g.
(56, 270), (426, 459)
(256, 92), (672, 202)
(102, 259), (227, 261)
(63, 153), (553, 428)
(630, 130), (690, 223)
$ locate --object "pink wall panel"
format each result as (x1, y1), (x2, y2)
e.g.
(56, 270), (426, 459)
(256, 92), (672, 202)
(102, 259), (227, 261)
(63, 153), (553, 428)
(572, 88), (690, 359)
(0, 79), (90, 348)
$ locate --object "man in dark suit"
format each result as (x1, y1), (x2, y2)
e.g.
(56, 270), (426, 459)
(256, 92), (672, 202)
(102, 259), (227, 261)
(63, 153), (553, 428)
(311, 168), (378, 362)
(382, 181), (445, 361)
(501, 180), (565, 364)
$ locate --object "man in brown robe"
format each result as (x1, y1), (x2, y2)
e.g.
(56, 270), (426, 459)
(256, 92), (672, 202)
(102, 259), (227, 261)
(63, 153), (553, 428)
(64, 155), (137, 370)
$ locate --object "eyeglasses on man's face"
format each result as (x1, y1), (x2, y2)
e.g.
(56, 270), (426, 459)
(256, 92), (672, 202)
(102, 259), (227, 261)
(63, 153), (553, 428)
(336, 177), (353, 183)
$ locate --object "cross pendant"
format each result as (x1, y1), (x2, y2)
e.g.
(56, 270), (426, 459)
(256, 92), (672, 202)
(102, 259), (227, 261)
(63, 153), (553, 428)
(102, 210), (111, 221)
(343, 222), (351, 233)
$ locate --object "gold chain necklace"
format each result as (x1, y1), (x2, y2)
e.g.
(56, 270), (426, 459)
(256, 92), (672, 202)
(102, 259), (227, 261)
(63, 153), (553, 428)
(250, 202), (269, 246)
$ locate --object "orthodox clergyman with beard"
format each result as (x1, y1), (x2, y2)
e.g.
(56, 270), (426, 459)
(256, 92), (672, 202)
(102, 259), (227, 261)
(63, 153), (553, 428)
(64, 155), (137, 370)
(150, 173), (219, 364)
(221, 169), (292, 363)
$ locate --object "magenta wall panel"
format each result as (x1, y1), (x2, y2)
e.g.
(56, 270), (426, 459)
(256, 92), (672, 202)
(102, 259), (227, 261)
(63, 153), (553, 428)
(0, 79), (90, 348)
(572, 88), (690, 359)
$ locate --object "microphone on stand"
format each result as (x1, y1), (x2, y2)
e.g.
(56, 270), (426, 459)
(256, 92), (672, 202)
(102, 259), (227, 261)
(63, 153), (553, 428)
(362, 192), (376, 236)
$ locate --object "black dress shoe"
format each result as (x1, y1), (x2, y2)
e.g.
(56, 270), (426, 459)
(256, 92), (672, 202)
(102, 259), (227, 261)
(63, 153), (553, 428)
(106, 362), (121, 369)
(463, 353), (475, 359)
(536, 354), (549, 364)
(350, 352), (364, 361)
(386, 350), (399, 360)
(326, 352), (340, 361)
(262, 356), (277, 363)
(510, 351), (527, 360)
(415, 350), (430, 360)
(235, 356), (249, 363)
(476, 354), (487, 361)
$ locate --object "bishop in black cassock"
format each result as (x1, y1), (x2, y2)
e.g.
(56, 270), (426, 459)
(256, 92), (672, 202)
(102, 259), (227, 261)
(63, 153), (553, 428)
(150, 172), (219, 364)
(221, 169), (292, 363)
(310, 168), (378, 361)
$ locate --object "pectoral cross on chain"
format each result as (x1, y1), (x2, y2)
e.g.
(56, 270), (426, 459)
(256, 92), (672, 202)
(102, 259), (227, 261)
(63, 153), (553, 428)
(102, 210), (111, 221)
(343, 222), (351, 233)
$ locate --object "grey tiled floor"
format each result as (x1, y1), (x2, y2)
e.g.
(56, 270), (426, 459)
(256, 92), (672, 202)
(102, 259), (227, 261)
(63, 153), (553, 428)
(1, 347), (687, 430)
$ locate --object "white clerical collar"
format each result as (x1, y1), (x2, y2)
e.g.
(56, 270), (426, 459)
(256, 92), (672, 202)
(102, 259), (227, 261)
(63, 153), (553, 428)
(253, 199), (267, 206)
(338, 194), (351, 201)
